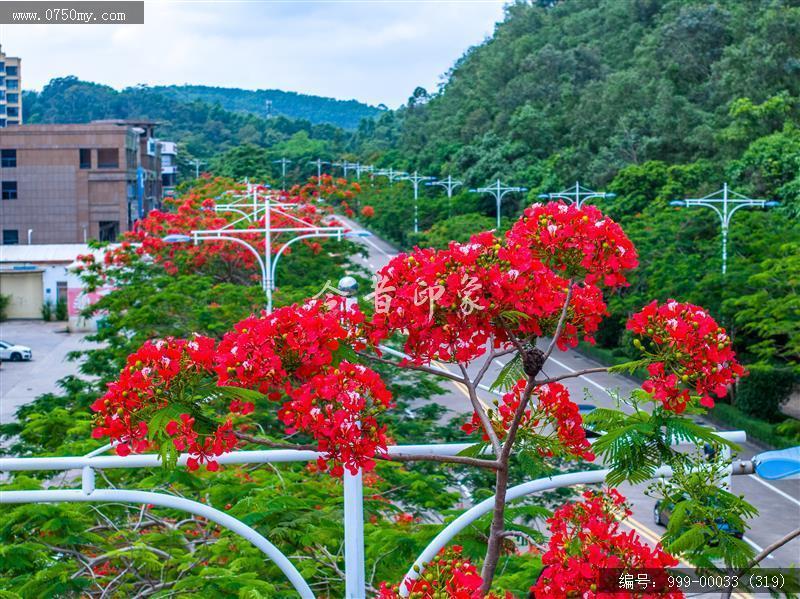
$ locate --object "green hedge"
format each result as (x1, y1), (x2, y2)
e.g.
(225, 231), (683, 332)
(735, 364), (798, 422)
(709, 403), (798, 449)
(576, 342), (648, 381)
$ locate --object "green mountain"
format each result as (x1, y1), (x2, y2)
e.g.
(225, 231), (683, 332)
(153, 85), (383, 130)
(353, 0), (800, 386)
(23, 77), (350, 161)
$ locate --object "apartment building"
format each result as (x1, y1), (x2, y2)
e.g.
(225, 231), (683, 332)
(160, 140), (178, 196)
(0, 120), (163, 245)
(0, 45), (22, 127)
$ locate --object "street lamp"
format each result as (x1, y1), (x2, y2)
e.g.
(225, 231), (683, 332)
(536, 181), (616, 208)
(272, 157), (292, 190)
(426, 175), (463, 218)
(164, 197), (370, 313)
(398, 171), (435, 234)
(188, 159), (206, 179)
(373, 167), (408, 186)
(308, 158), (330, 184)
(333, 161), (357, 178)
(470, 180), (528, 230)
(670, 183), (780, 275)
(751, 446), (800, 480)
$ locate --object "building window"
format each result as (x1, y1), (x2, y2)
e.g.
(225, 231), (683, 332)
(1, 181), (17, 199)
(98, 221), (119, 242)
(79, 148), (92, 169)
(2, 230), (18, 245)
(6, 66), (18, 76)
(6, 107), (18, 118)
(6, 79), (18, 90)
(97, 148), (119, 169)
(6, 120), (18, 126)
(1, 150), (16, 168)
(56, 281), (68, 304)
(6, 93), (18, 103)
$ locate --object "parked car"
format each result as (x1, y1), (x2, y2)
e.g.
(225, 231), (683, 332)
(654, 494), (743, 539)
(577, 403), (601, 438)
(0, 340), (32, 361)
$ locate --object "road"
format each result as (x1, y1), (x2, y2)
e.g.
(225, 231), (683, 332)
(342, 216), (800, 569)
(0, 320), (97, 426)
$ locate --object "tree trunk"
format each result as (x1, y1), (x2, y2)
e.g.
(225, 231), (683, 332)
(480, 463), (510, 594)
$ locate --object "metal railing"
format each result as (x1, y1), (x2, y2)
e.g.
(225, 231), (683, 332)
(0, 432), (747, 598)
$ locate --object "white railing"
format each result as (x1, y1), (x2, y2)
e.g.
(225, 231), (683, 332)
(0, 432), (746, 599)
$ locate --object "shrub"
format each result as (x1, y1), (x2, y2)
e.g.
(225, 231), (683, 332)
(41, 301), (53, 322)
(735, 364), (798, 421)
(0, 294), (9, 321)
(55, 299), (68, 321)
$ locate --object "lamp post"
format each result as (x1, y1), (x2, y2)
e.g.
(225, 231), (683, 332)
(164, 198), (370, 312)
(426, 175), (463, 218)
(333, 161), (357, 178)
(470, 180), (528, 230)
(272, 158), (292, 190)
(373, 167), (408, 186)
(188, 159), (206, 179)
(537, 181), (616, 209)
(669, 183), (780, 275)
(399, 171), (435, 234)
(308, 158), (330, 184)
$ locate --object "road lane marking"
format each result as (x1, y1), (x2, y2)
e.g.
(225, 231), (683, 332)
(495, 355), (613, 397)
(746, 474), (800, 508)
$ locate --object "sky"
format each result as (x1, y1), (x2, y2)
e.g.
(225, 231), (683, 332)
(0, 0), (507, 107)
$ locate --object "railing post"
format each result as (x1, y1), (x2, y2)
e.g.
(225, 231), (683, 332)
(343, 468), (365, 598)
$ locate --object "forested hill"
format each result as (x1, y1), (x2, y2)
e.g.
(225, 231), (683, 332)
(153, 85), (383, 130)
(352, 0), (800, 388)
(23, 77), (351, 160)
(356, 0), (800, 193)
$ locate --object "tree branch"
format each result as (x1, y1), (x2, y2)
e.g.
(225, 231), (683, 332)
(535, 366), (609, 385)
(379, 452), (500, 470)
(234, 431), (315, 451)
(543, 280), (573, 362)
(356, 350), (468, 384)
(459, 363), (503, 456)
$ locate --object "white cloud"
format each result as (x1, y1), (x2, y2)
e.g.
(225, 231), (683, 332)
(0, 0), (506, 106)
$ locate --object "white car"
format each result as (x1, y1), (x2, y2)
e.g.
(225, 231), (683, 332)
(0, 340), (32, 361)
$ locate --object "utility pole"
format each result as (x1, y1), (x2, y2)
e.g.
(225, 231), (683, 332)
(537, 181), (616, 209)
(373, 167), (408, 186)
(333, 161), (356, 178)
(308, 158), (330, 183)
(188, 159), (206, 179)
(426, 175), (463, 218)
(470, 180), (528, 230)
(399, 171), (435, 234)
(670, 183), (780, 275)
(273, 157), (292, 191)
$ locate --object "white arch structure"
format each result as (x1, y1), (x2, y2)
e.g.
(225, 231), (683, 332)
(0, 433), (746, 598)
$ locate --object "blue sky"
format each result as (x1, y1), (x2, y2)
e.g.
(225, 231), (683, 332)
(0, 1), (507, 107)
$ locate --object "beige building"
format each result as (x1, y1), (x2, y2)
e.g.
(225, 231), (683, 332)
(0, 120), (163, 245)
(0, 44), (22, 127)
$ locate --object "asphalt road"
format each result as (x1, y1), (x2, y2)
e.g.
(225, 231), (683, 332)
(342, 216), (800, 570)
(0, 320), (96, 425)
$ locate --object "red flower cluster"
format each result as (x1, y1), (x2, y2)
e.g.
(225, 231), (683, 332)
(360, 205), (375, 218)
(92, 299), (390, 475)
(462, 380), (593, 461)
(90, 335), (222, 465)
(370, 215), (618, 365)
(279, 362), (391, 475)
(505, 201), (638, 287)
(532, 490), (681, 599)
(536, 382), (595, 460)
(627, 300), (745, 412)
(378, 546), (507, 599)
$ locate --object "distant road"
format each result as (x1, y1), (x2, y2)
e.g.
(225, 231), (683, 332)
(341, 215), (800, 567)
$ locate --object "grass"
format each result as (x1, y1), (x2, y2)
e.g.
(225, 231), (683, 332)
(707, 403), (798, 450)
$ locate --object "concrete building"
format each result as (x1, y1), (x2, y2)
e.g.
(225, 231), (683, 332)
(159, 140), (178, 197)
(0, 120), (162, 245)
(0, 243), (112, 329)
(0, 45), (22, 128)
